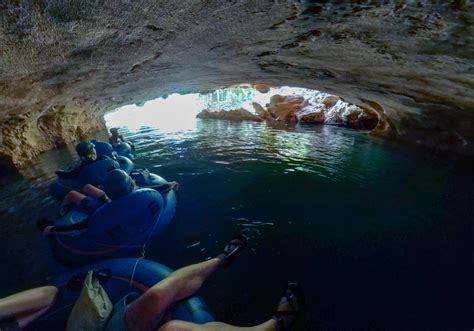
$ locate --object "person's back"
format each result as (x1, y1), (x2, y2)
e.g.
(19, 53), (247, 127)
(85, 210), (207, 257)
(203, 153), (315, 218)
(56, 141), (101, 179)
(78, 155), (119, 187)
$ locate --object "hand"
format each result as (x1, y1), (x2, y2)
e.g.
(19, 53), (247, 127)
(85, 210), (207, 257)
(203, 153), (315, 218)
(169, 181), (180, 191)
(42, 225), (55, 236)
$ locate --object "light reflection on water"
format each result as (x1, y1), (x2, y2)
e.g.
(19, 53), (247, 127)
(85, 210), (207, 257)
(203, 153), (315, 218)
(0, 116), (472, 329)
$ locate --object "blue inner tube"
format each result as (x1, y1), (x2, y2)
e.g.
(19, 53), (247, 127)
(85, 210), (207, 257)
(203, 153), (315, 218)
(33, 258), (214, 329)
(48, 156), (133, 200)
(49, 178), (177, 265)
(113, 142), (133, 159)
(117, 155), (133, 173)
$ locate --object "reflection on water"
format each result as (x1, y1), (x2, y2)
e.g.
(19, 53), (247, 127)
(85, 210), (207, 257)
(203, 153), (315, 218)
(0, 119), (472, 329)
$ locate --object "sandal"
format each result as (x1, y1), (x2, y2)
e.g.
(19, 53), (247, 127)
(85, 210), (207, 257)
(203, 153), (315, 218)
(216, 234), (248, 267)
(273, 283), (305, 331)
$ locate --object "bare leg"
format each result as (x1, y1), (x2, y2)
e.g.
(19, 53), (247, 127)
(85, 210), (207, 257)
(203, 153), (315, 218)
(125, 258), (223, 331)
(61, 190), (87, 207)
(158, 319), (277, 331)
(158, 283), (304, 331)
(82, 184), (107, 200)
(0, 286), (57, 327)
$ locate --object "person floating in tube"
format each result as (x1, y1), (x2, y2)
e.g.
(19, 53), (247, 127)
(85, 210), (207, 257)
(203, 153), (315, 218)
(0, 235), (305, 331)
(40, 169), (179, 235)
(109, 127), (135, 151)
(55, 141), (120, 182)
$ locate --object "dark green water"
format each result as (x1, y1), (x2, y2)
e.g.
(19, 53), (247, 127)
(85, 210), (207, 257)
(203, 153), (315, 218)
(0, 120), (472, 329)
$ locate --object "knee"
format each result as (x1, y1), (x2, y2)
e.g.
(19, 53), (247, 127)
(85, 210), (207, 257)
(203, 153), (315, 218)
(82, 184), (94, 192)
(64, 191), (75, 199)
(158, 320), (195, 331)
(38, 286), (58, 305)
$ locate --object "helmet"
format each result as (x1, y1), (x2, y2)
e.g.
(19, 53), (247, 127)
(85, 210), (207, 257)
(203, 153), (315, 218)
(104, 169), (134, 199)
(76, 141), (95, 157)
(110, 127), (119, 134)
(90, 140), (115, 158)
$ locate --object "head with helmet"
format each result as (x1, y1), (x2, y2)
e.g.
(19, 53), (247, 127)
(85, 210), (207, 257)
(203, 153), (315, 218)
(76, 141), (97, 162)
(110, 127), (119, 137)
(104, 169), (135, 200)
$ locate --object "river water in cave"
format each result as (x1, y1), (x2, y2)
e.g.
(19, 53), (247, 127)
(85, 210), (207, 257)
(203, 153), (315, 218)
(0, 95), (472, 329)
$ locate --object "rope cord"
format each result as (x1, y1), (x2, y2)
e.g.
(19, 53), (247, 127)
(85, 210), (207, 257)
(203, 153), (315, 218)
(127, 195), (170, 290)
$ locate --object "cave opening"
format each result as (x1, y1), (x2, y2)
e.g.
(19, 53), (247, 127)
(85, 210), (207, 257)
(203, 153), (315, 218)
(104, 85), (379, 134)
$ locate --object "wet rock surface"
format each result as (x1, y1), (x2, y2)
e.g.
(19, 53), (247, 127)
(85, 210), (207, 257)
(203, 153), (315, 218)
(198, 92), (380, 131)
(196, 108), (263, 122)
(0, 1), (473, 167)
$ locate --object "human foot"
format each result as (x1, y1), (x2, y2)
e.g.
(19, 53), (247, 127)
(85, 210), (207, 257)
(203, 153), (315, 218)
(216, 234), (248, 267)
(273, 283), (305, 331)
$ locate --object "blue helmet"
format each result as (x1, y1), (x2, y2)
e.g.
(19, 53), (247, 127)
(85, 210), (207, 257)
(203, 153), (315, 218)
(76, 141), (95, 157)
(90, 140), (116, 158)
(104, 169), (134, 199)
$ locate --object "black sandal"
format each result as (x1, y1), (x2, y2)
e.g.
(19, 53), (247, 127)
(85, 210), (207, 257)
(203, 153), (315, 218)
(216, 234), (248, 267)
(273, 283), (305, 331)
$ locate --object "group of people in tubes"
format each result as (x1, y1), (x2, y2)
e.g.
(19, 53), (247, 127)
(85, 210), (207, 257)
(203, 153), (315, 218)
(0, 128), (305, 331)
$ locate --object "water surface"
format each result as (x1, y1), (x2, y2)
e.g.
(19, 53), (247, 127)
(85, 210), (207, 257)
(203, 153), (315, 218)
(0, 120), (472, 329)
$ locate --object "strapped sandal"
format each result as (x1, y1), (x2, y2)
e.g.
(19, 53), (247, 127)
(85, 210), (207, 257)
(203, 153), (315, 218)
(216, 234), (248, 267)
(273, 283), (305, 331)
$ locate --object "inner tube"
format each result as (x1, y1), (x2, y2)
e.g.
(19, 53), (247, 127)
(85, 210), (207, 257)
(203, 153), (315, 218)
(48, 156), (133, 200)
(49, 182), (177, 266)
(113, 142), (133, 159)
(130, 168), (170, 188)
(48, 177), (81, 200)
(33, 258), (214, 329)
(117, 155), (134, 174)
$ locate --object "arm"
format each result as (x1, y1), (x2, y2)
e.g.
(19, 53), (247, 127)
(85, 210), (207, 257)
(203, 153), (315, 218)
(55, 165), (82, 179)
(82, 184), (109, 202)
(43, 218), (90, 235)
(151, 181), (179, 193)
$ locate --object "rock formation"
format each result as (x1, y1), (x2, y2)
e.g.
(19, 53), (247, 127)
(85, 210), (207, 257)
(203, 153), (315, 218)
(0, 1), (473, 169)
(196, 108), (263, 122)
(197, 92), (380, 130)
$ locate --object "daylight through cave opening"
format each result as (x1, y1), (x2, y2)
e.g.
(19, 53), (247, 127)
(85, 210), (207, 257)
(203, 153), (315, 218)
(104, 85), (380, 134)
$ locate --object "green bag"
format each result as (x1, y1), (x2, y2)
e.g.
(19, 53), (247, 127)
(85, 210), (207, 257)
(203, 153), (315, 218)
(67, 271), (113, 331)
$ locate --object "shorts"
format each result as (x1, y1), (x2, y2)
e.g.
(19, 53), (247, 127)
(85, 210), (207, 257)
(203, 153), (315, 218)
(78, 196), (104, 215)
(105, 292), (140, 331)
